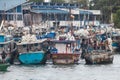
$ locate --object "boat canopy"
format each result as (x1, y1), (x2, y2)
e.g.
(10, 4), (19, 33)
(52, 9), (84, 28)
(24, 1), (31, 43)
(17, 39), (47, 45)
(30, 9), (69, 14)
(50, 40), (76, 44)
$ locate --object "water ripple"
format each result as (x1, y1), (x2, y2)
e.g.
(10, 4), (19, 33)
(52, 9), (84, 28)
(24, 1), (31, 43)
(0, 54), (120, 80)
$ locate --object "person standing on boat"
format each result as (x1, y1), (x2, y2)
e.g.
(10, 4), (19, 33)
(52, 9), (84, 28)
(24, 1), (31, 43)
(81, 39), (88, 58)
(3, 41), (17, 64)
(1, 51), (7, 63)
(106, 36), (113, 52)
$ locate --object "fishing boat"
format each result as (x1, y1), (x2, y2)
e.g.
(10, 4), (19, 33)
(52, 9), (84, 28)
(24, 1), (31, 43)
(49, 36), (81, 65)
(84, 50), (114, 64)
(0, 63), (10, 71)
(112, 33), (120, 52)
(0, 34), (13, 71)
(17, 34), (48, 64)
(82, 36), (114, 64)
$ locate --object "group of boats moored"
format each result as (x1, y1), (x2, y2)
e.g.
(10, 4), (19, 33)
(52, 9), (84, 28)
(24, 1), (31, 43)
(0, 23), (120, 71)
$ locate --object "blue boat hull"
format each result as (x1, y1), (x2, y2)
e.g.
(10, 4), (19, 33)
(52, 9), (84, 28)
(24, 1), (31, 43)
(19, 51), (46, 64)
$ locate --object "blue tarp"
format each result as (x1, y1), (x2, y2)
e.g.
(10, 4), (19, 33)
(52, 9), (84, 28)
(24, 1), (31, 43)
(36, 32), (56, 39)
(30, 9), (68, 14)
(0, 0), (27, 11)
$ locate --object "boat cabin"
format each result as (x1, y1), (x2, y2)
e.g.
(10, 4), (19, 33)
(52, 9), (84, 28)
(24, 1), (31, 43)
(17, 39), (47, 53)
(49, 40), (81, 54)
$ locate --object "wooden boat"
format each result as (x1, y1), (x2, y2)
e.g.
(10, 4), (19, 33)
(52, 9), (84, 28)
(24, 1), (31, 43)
(17, 39), (48, 64)
(84, 50), (114, 64)
(0, 63), (10, 71)
(49, 40), (81, 65)
(0, 34), (14, 70)
(112, 34), (120, 52)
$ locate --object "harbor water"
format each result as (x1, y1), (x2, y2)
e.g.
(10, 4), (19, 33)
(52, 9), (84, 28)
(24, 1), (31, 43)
(0, 54), (120, 80)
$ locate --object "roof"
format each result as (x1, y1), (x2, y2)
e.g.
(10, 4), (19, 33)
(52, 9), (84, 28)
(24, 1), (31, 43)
(30, 2), (79, 9)
(80, 10), (93, 14)
(0, 0), (27, 11)
(30, 9), (69, 14)
(87, 10), (101, 15)
(50, 40), (76, 43)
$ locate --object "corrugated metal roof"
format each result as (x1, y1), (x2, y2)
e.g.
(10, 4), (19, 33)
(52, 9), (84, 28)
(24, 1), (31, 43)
(30, 9), (69, 14)
(0, 0), (27, 11)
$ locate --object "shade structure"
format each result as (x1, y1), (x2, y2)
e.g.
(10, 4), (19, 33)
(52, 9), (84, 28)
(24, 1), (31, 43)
(30, 9), (69, 14)
(80, 10), (93, 14)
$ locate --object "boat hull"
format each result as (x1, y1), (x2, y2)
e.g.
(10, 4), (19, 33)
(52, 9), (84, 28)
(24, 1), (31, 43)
(84, 53), (114, 64)
(52, 53), (80, 65)
(0, 64), (10, 71)
(19, 51), (46, 64)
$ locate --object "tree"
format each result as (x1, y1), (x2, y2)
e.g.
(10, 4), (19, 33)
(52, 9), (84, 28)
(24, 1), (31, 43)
(91, 0), (120, 23)
(113, 10), (120, 28)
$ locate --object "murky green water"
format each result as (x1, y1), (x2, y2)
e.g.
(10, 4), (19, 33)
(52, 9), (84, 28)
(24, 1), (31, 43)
(0, 54), (120, 80)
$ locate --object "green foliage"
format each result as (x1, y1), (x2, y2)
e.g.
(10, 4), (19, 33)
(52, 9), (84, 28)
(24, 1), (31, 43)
(112, 6), (120, 13)
(113, 10), (120, 28)
(102, 6), (111, 23)
(91, 0), (120, 23)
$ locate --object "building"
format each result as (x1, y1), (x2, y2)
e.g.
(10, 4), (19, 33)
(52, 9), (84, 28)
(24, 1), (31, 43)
(0, 1), (101, 27)
(23, 2), (101, 27)
(0, 0), (28, 27)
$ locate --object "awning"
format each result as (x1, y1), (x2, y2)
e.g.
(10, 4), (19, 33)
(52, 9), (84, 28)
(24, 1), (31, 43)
(30, 9), (69, 14)
(80, 10), (93, 14)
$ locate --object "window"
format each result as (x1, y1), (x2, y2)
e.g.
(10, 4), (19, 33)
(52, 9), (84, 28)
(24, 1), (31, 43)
(17, 6), (22, 13)
(74, 15), (79, 21)
(9, 14), (14, 20)
(80, 14), (84, 21)
(17, 14), (22, 20)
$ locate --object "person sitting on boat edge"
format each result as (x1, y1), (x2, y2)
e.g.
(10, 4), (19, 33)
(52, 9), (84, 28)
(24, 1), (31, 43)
(81, 39), (88, 59)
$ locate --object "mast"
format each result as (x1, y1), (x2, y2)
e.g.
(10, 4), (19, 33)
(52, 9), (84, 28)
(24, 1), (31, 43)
(0, 3), (6, 32)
